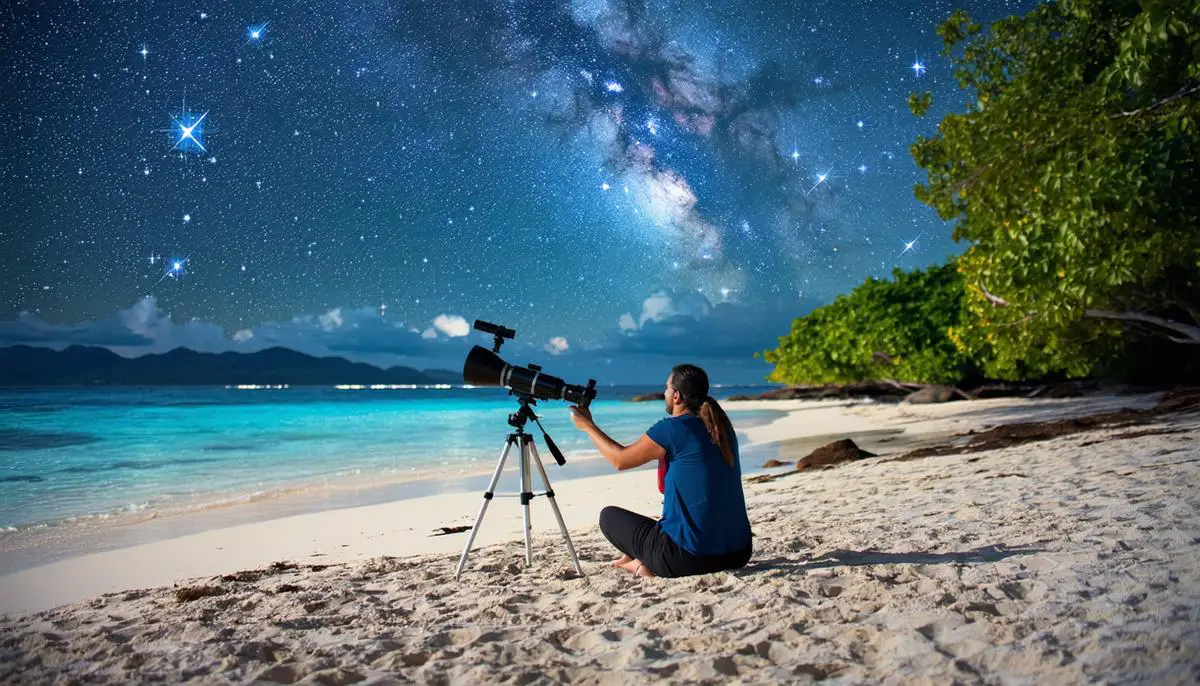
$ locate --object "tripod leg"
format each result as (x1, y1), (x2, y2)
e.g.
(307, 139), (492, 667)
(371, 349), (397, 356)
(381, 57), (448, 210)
(520, 435), (534, 565)
(529, 442), (586, 577)
(454, 436), (516, 580)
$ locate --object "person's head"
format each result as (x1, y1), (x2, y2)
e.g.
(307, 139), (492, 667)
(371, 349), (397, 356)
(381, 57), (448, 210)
(665, 364), (736, 466)
(664, 364), (709, 416)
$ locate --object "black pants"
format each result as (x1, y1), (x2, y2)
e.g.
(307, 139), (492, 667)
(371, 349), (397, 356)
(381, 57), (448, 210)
(598, 506), (752, 578)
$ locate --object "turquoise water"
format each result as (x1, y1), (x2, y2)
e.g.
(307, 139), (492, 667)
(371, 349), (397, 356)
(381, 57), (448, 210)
(0, 386), (783, 534)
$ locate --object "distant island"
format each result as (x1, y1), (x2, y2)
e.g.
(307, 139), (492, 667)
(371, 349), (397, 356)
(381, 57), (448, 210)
(0, 345), (461, 386)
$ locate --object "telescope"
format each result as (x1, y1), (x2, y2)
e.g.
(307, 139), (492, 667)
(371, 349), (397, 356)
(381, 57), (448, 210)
(462, 320), (597, 409)
(454, 319), (594, 580)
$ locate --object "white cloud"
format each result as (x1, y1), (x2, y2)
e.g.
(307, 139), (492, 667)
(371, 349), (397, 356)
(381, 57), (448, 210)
(638, 292), (673, 327)
(318, 308), (344, 331)
(544, 336), (569, 355)
(232, 329), (253, 342)
(421, 327), (438, 340)
(432, 314), (469, 337)
(622, 290), (714, 332)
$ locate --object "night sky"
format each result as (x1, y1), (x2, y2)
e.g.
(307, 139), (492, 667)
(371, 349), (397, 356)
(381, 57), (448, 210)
(0, 0), (1038, 383)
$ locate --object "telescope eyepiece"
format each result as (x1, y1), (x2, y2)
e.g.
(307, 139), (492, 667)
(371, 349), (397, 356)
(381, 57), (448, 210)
(473, 320), (516, 340)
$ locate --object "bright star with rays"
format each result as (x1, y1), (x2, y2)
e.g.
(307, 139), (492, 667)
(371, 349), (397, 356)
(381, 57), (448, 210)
(805, 169), (833, 197)
(138, 44), (150, 60)
(898, 233), (924, 257)
(173, 112), (207, 152)
(245, 22), (269, 45)
(156, 257), (189, 284)
(911, 60), (926, 77)
(163, 99), (209, 154)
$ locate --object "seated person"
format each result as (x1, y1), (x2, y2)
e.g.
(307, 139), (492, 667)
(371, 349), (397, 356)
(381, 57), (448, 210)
(569, 364), (753, 578)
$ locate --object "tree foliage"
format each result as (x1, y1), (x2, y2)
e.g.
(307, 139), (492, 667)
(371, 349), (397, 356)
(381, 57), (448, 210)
(911, 0), (1200, 380)
(761, 262), (976, 385)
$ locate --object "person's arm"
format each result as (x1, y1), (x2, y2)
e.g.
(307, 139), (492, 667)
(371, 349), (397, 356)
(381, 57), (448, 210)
(570, 407), (665, 471)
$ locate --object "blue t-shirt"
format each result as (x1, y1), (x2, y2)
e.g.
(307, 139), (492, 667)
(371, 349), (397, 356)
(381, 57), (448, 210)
(646, 414), (752, 556)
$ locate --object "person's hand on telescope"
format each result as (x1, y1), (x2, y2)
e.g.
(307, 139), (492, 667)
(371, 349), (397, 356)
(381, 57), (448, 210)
(568, 405), (595, 431)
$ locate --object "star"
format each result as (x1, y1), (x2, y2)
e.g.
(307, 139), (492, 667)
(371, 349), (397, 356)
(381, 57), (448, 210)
(165, 100), (208, 154)
(245, 23), (269, 45)
(156, 256), (189, 284)
(182, 214), (191, 223)
(911, 60), (926, 77)
(805, 169), (833, 196)
(898, 233), (924, 257)
(138, 44), (150, 60)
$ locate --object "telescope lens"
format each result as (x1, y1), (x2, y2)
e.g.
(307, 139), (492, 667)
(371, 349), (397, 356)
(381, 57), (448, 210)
(463, 346), (507, 387)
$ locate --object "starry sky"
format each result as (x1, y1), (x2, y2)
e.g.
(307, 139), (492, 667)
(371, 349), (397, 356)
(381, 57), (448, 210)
(0, 0), (1038, 383)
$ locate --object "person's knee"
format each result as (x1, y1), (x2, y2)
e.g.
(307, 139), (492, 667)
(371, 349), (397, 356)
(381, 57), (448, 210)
(598, 505), (620, 532)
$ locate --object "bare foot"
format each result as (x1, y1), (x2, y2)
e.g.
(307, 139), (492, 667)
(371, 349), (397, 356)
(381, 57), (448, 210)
(617, 559), (642, 574)
(611, 554), (633, 568)
(635, 564), (656, 578)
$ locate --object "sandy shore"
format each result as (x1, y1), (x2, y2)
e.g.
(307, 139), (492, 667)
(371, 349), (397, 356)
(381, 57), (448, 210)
(2, 392), (1198, 683)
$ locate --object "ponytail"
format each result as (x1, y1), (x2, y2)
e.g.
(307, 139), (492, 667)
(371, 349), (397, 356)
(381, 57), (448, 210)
(670, 363), (736, 467)
(698, 396), (735, 467)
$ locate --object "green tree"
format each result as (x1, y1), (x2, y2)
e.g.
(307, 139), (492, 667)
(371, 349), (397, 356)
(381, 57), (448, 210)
(911, 0), (1200, 380)
(761, 262), (976, 385)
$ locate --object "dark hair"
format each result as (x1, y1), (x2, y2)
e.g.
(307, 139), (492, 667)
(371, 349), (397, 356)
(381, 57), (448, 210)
(670, 364), (736, 466)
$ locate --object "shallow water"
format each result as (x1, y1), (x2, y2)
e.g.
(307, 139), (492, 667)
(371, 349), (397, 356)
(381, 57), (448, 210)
(0, 386), (783, 536)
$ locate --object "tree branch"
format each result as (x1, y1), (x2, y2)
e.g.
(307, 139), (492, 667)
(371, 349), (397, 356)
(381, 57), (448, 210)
(977, 284), (1009, 307)
(1084, 309), (1200, 343)
(1112, 82), (1200, 119)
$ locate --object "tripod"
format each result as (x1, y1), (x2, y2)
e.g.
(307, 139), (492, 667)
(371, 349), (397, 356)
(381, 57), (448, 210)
(454, 396), (585, 580)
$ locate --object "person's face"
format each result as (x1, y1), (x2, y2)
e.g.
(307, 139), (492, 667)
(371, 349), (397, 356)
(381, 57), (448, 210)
(664, 375), (680, 415)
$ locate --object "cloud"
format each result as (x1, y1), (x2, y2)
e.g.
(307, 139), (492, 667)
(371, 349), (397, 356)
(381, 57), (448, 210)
(432, 314), (470, 337)
(0, 310), (153, 347)
(608, 289), (795, 359)
(0, 297), (232, 352)
(627, 289), (713, 328)
(0, 297), (471, 371)
(318, 308), (344, 331)
(544, 336), (569, 355)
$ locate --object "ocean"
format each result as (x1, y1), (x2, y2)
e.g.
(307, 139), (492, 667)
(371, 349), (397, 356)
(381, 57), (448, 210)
(0, 386), (784, 556)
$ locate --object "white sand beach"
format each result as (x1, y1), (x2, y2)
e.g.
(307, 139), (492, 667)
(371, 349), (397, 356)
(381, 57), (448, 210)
(2, 392), (1198, 683)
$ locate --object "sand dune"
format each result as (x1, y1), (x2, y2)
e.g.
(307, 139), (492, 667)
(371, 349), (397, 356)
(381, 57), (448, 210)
(2, 394), (1198, 683)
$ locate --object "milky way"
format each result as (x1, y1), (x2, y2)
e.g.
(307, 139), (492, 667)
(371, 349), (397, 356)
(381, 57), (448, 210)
(0, 0), (1038, 381)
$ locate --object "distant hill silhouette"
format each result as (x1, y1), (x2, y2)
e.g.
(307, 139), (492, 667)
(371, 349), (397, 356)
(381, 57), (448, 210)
(0, 345), (461, 386)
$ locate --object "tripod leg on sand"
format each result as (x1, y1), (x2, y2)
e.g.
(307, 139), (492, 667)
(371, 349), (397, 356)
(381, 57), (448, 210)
(454, 436), (515, 580)
(520, 435), (534, 565)
(529, 441), (585, 577)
